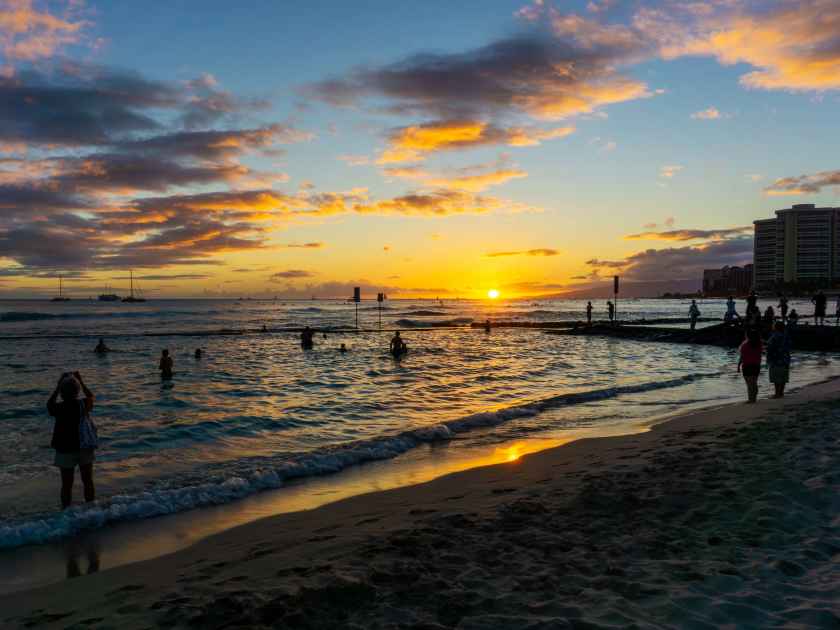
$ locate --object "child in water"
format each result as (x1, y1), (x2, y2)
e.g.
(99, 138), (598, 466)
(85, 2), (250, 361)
(159, 349), (174, 378)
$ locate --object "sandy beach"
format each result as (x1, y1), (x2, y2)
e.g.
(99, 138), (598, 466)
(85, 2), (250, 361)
(2, 380), (839, 629)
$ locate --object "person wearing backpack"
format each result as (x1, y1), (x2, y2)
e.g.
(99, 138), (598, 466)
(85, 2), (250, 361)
(47, 371), (98, 509)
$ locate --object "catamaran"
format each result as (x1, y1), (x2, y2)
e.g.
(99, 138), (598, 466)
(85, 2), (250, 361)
(121, 270), (146, 302)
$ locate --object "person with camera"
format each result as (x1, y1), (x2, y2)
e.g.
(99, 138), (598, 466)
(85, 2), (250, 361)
(47, 371), (97, 509)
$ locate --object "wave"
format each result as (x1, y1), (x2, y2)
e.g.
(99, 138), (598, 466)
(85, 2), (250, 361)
(0, 310), (215, 323)
(399, 310), (448, 316)
(395, 317), (473, 328)
(0, 372), (716, 549)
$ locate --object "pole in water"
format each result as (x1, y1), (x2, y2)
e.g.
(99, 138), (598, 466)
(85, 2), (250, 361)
(353, 286), (361, 329)
(613, 275), (619, 325)
(377, 292), (385, 331)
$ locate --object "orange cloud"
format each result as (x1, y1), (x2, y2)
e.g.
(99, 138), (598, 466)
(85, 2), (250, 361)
(486, 248), (558, 257)
(625, 227), (751, 241)
(0, 0), (88, 72)
(379, 120), (574, 163)
(764, 170), (840, 196)
(691, 106), (722, 119)
(428, 168), (527, 192)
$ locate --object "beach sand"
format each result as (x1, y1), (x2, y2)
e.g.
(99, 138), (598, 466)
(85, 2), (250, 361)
(2, 381), (839, 629)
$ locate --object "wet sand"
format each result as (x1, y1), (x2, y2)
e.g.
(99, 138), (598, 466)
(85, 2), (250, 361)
(2, 379), (839, 628)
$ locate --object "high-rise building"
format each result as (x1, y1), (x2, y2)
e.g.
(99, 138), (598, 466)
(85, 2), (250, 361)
(702, 264), (754, 296)
(752, 204), (840, 289)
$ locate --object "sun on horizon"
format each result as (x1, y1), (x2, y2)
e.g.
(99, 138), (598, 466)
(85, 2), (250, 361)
(487, 289), (500, 299)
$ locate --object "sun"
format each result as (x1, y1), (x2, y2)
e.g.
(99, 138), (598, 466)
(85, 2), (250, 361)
(487, 289), (500, 299)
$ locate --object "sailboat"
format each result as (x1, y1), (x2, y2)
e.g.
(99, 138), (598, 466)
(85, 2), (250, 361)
(98, 285), (120, 301)
(51, 275), (71, 302)
(122, 270), (146, 303)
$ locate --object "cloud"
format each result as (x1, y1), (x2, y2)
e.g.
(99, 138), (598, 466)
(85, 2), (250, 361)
(307, 32), (650, 121)
(664, 216), (675, 227)
(486, 248), (559, 257)
(625, 227), (751, 241)
(271, 269), (315, 280)
(764, 170), (840, 195)
(337, 154), (370, 166)
(691, 106), (722, 119)
(585, 236), (753, 284)
(660, 165), (682, 178)
(378, 120), (574, 163)
(0, 0), (89, 73)
(282, 242), (324, 249)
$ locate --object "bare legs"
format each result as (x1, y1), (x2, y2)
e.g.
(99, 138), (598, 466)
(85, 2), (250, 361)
(59, 464), (95, 509)
(744, 374), (758, 403)
(773, 382), (785, 398)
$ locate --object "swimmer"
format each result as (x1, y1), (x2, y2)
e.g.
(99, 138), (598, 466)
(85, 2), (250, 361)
(390, 331), (407, 357)
(484, 319), (491, 333)
(301, 326), (315, 349)
(194, 348), (202, 359)
(93, 338), (109, 354)
(339, 343), (347, 353)
(159, 349), (173, 379)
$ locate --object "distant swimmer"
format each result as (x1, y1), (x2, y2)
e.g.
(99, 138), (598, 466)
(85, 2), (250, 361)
(390, 331), (408, 358)
(301, 326), (315, 349)
(484, 319), (491, 333)
(194, 348), (203, 359)
(607, 300), (615, 324)
(261, 324), (268, 333)
(586, 301), (593, 325)
(339, 343), (348, 353)
(93, 338), (109, 354)
(159, 349), (173, 379)
(688, 300), (701, 330)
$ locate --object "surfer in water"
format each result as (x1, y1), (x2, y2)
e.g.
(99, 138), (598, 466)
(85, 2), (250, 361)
(159, 349), (173, 379)
(390, 331), (407, 358)
(93, 338), (109, 354)
(484, 319), (491, 333)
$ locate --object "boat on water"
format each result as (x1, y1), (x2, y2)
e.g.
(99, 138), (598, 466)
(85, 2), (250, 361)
(50, 276), (71, 302)
(122, 270), (146, 303)
(98, 286), (120, 301)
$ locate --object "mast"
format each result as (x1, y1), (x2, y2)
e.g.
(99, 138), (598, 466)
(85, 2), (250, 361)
(130, 270), (134, 299)
(59, 275), (62, 298)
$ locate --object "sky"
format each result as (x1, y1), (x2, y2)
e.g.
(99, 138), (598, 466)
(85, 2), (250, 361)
(1, 0), (839, 299)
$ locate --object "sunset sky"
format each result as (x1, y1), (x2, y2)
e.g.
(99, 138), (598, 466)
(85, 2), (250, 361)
(1, 0), (839, 298)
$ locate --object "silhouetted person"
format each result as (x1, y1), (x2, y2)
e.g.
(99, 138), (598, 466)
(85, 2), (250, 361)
(812, 290), (827, 326)
(194, 348), (203, 359)
(766, 321), (791, 399)
(159, 349), (173, 379)
(778, 293), (788, 321)
(724, 296), (739, 324)
(47, 371), (96, 509)
(787, 308), (799, 334)
(738, 328), (762, 404)
(688, 300), (700, 330)
(261, 324), (268, 333)
(836, 296), (840, 326)
(763, 305), (775, 331)
(339, 343), (348, 353)
(484, 319), (491, 333)
(301, 326), (314, 349)
(93, 338), (109, 354)
(586, 301), (593, 325)
(607, 300), (615, 324)
(390, 331), (407, 357)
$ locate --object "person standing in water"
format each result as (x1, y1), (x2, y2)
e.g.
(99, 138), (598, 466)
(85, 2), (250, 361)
(47, 371), (96, 509)
(737, 328), (763, 403)
(778, 293), (788, 322)
(586, 301), (593, 325)
(390, 331), (406, 357)
(688, 300), (701, 330)
(607, 300), (615, 324)
(194, 348), (203, 359)
(93, 338), (109, 354)
(159, 349), (173, 379)
(812, 290), (827, 326)
(724, 296), (739, 324)
(301, 326), (315, 349)
(766, 321), (791, 398)
(484, 319), (491, 333)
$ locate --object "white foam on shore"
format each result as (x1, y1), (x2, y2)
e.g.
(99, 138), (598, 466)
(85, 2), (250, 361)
(0, 374), (714, 549)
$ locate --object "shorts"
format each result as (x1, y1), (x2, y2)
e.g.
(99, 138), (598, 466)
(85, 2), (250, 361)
(54, 449), (95, 469)
(742, 364), (761, 378)
(769, 365), (790, 384)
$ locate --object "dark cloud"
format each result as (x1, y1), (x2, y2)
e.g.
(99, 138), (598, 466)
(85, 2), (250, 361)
(764, 170), (840, 195)
(624, 227), (751, 241)
(0, 223), (105, 268)
(270, 269), (315, 280)
(307, 32), (648, 120)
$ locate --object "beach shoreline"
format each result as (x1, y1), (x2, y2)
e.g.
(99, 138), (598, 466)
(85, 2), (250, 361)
(2, 377), (839, 628)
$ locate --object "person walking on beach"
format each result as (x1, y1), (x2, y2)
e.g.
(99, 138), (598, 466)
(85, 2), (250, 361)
(607, 300), (615, 324)
(688, 300), (701, 330)
(586, 301), (593, 325)
(778, 293), (788, 322)
(766, 321), (791, 399)
(812, 290), (827, 326)
(737, 329), (763, 404)
(47, 371), (97, 509)
(159, 349), (173, 379)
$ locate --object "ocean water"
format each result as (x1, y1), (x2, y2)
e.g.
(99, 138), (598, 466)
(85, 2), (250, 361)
(1, 297), (837, 549)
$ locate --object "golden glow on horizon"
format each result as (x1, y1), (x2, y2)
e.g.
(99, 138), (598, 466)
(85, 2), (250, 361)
(487, 289), (500, 299)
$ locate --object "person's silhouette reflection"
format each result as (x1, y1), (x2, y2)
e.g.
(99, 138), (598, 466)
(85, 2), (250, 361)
(65, 542), (100, 578)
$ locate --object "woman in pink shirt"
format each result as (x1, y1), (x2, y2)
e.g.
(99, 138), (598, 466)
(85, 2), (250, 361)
(737, 328), (763, 403)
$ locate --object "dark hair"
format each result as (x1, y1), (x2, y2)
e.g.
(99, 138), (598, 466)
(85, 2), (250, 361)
(774, 321), (785, 333)
(746, 328), (761, 347)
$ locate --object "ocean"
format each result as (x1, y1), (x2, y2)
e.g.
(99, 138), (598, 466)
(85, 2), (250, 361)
(1, 296), (837, 551)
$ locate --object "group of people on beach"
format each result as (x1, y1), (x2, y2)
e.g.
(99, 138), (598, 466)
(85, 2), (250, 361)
(584, 300), (616, 325)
